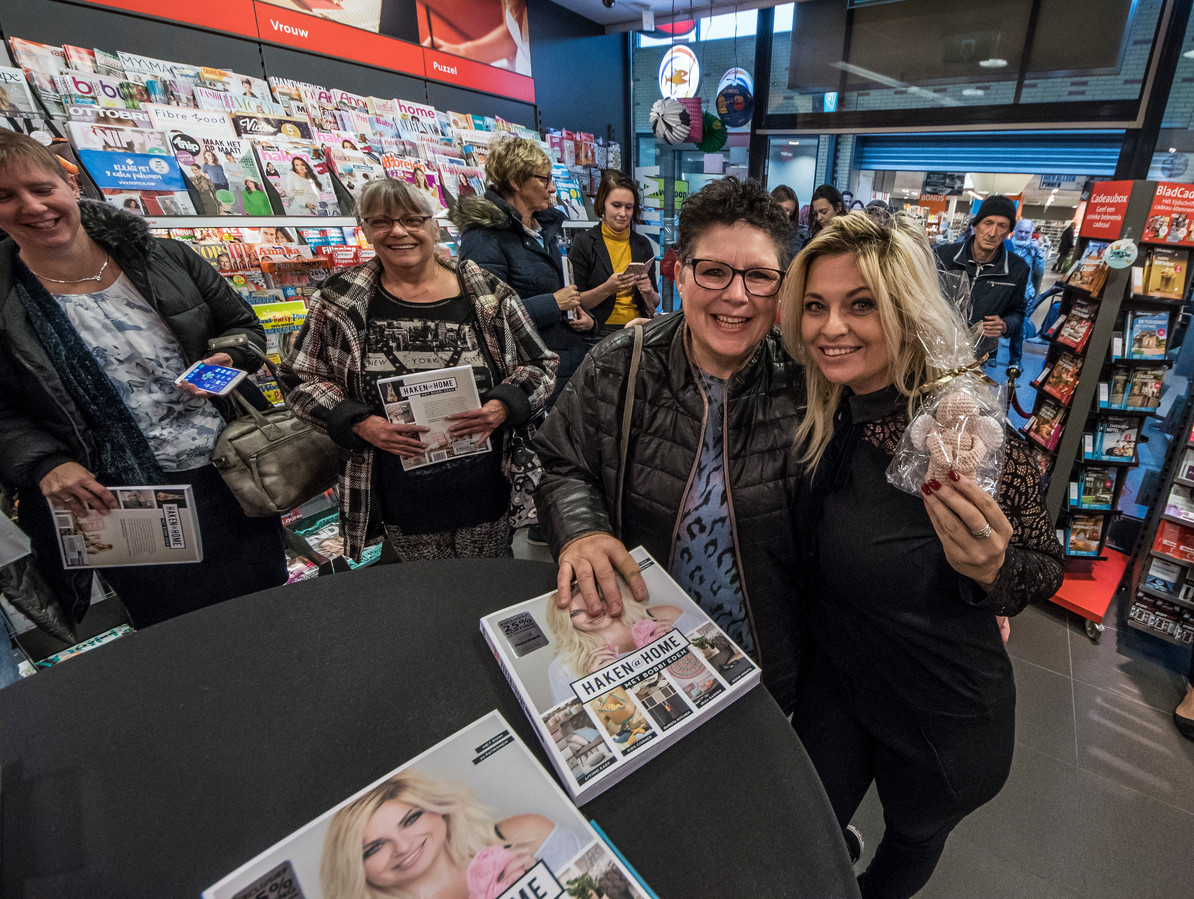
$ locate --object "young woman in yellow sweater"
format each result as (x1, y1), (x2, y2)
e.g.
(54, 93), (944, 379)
(567, 171), (660, 338)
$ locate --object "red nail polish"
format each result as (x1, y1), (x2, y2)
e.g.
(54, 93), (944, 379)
(948, 469), (959, 482)
(928, 479), (941, 491)
(921, 484), (932, 496)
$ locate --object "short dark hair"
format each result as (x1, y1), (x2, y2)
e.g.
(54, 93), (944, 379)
(594, 169), (640, 221)
(678, 177), (793, 269)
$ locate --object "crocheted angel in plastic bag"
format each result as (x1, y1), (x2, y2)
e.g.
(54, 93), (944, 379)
(907, 390), (1005, 484)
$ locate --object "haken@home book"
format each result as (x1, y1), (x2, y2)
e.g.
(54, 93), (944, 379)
(203, 711), (651, 899)
(481, 546), (760, 804)
(49, 485), (201, 568)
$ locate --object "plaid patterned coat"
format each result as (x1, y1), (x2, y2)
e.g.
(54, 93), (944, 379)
(278, 256), (557, 560)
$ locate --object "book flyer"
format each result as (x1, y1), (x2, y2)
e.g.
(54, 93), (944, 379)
(376, 365), (490, 471)
(1042, 353), (1082, 405)
(1125, 367), (1165, 410)
(49, 485), (202, 568)
(1056, 299), (1097, 352)
(1079, 467), (1115, 509)
(481, 546), (760, 803)
(202, 711), (650, 899)
(1026, 402), (1066, 452)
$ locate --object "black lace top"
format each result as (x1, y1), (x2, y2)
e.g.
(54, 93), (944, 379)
(797, 385), (1064, 716)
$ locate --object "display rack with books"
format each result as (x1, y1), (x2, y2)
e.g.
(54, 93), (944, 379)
(1023, 182), (1187, 568)
(1126, 399), (1194, 648)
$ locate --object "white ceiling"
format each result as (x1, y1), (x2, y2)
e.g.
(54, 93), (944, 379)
(548, 0), (783, 32)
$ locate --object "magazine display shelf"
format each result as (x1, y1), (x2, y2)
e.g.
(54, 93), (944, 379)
(1125, 389), (1194, 648)
(1022, 180), (1181, 636)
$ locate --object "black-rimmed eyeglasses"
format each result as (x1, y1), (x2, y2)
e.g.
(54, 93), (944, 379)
(688, 258), (785, 297)
(529, 174), (554, 187)
(362, 214), (432, 232)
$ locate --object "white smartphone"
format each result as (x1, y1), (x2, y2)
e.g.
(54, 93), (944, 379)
(174, 361), (247, 396)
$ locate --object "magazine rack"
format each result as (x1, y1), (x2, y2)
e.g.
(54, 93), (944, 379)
(1124, 359), (1194, 648)
(1021, 180), (1186, 632)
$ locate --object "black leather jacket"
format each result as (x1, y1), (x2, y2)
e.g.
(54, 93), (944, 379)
(533, 313), (806, 712)
(0, 201), (266, 492)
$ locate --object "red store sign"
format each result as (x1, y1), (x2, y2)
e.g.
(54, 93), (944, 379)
(1079, 180), (1132, 240)
(1142, 182), (1194, 246)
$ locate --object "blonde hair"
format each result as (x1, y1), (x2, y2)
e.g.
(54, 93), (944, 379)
(356, 176), (434, 223)
(0, 129), (69, 181)
(320, 771), (499, 899)
(484, 136), (551, 199)
(780, 213), (971, 470)
(545, 584), (654, 679)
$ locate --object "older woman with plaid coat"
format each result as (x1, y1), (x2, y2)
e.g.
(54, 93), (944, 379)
(280, 178), (557, 562)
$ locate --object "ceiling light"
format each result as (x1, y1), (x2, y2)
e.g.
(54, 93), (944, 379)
(787, 140), (800, 145)
(962, 88), (985, 96)
(978, 58), (1008, 69)
(1170, 147), (1178, 153)
(1184, 49), (1194, 59)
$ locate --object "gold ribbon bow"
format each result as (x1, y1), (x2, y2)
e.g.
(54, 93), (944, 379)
(913, 355), (1000, 396)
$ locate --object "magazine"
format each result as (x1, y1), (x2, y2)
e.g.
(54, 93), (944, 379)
(70, 126), (197, 215)
(1144, 247), (1187, 299)
(202, 711), (650, 899)
(376, 365), (490, 470)
(1041, 352), (1082, 405)
(1056, 299), (1097, 352)
(49, 485), (202, 568)
(0, 65), (41, 116)
(1066, 513), (1103, 557)
(54, 69), (149, 110)
(65, 103), (153, 129)
(1166, 485), (1194, 527)
(1126, 310), (1169, 359)
(232, 112), (313, 141)
(8, 36), (68, 112)
(1094, 416), (1138, 461)
(1125, 366), (1165, 410)
(254, 140), (337, 215)
(188, 241), (260, 274)
(323, 145), (387, 207)
(481, 546), (761, 803)
(1145, 556), (1185, 596)
(169, 133), (269, 215)
(1025, 401), (1066, 452)
(1079, 467), (1115, 510)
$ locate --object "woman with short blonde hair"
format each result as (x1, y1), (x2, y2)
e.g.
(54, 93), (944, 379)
(452, 136), (593, 409)
(320, 771), (573, 899)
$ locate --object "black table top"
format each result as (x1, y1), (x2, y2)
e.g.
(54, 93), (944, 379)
(0, 559), (859, 898)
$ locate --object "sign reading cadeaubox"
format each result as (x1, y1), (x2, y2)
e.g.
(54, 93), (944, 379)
(1080, 180), (1133, 241)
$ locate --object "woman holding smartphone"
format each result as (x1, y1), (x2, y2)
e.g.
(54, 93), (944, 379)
(567, 170), (659, 338)
(0, 130), (286, 629)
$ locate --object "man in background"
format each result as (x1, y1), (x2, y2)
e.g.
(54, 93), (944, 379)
(935, 196), (1030, 372)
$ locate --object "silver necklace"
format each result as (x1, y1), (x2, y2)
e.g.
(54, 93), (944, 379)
(26, 253), (110, 284)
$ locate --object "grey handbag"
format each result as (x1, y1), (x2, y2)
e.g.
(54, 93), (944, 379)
(208, 336), (340, 518)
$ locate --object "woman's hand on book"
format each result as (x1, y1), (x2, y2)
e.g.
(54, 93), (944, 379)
(557, 533), (649, 617)
(351, 415), (429, 457)
(447, 400), (508, 447)
(40, 462), (118, 516)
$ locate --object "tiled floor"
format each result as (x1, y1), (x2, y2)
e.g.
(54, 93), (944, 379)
(848, 599), (1194, 898)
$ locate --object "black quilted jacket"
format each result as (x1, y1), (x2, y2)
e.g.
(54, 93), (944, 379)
(533, 313), (807, 712)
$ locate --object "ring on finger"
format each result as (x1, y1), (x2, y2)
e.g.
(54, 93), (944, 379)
(971, 522), (994, 539)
